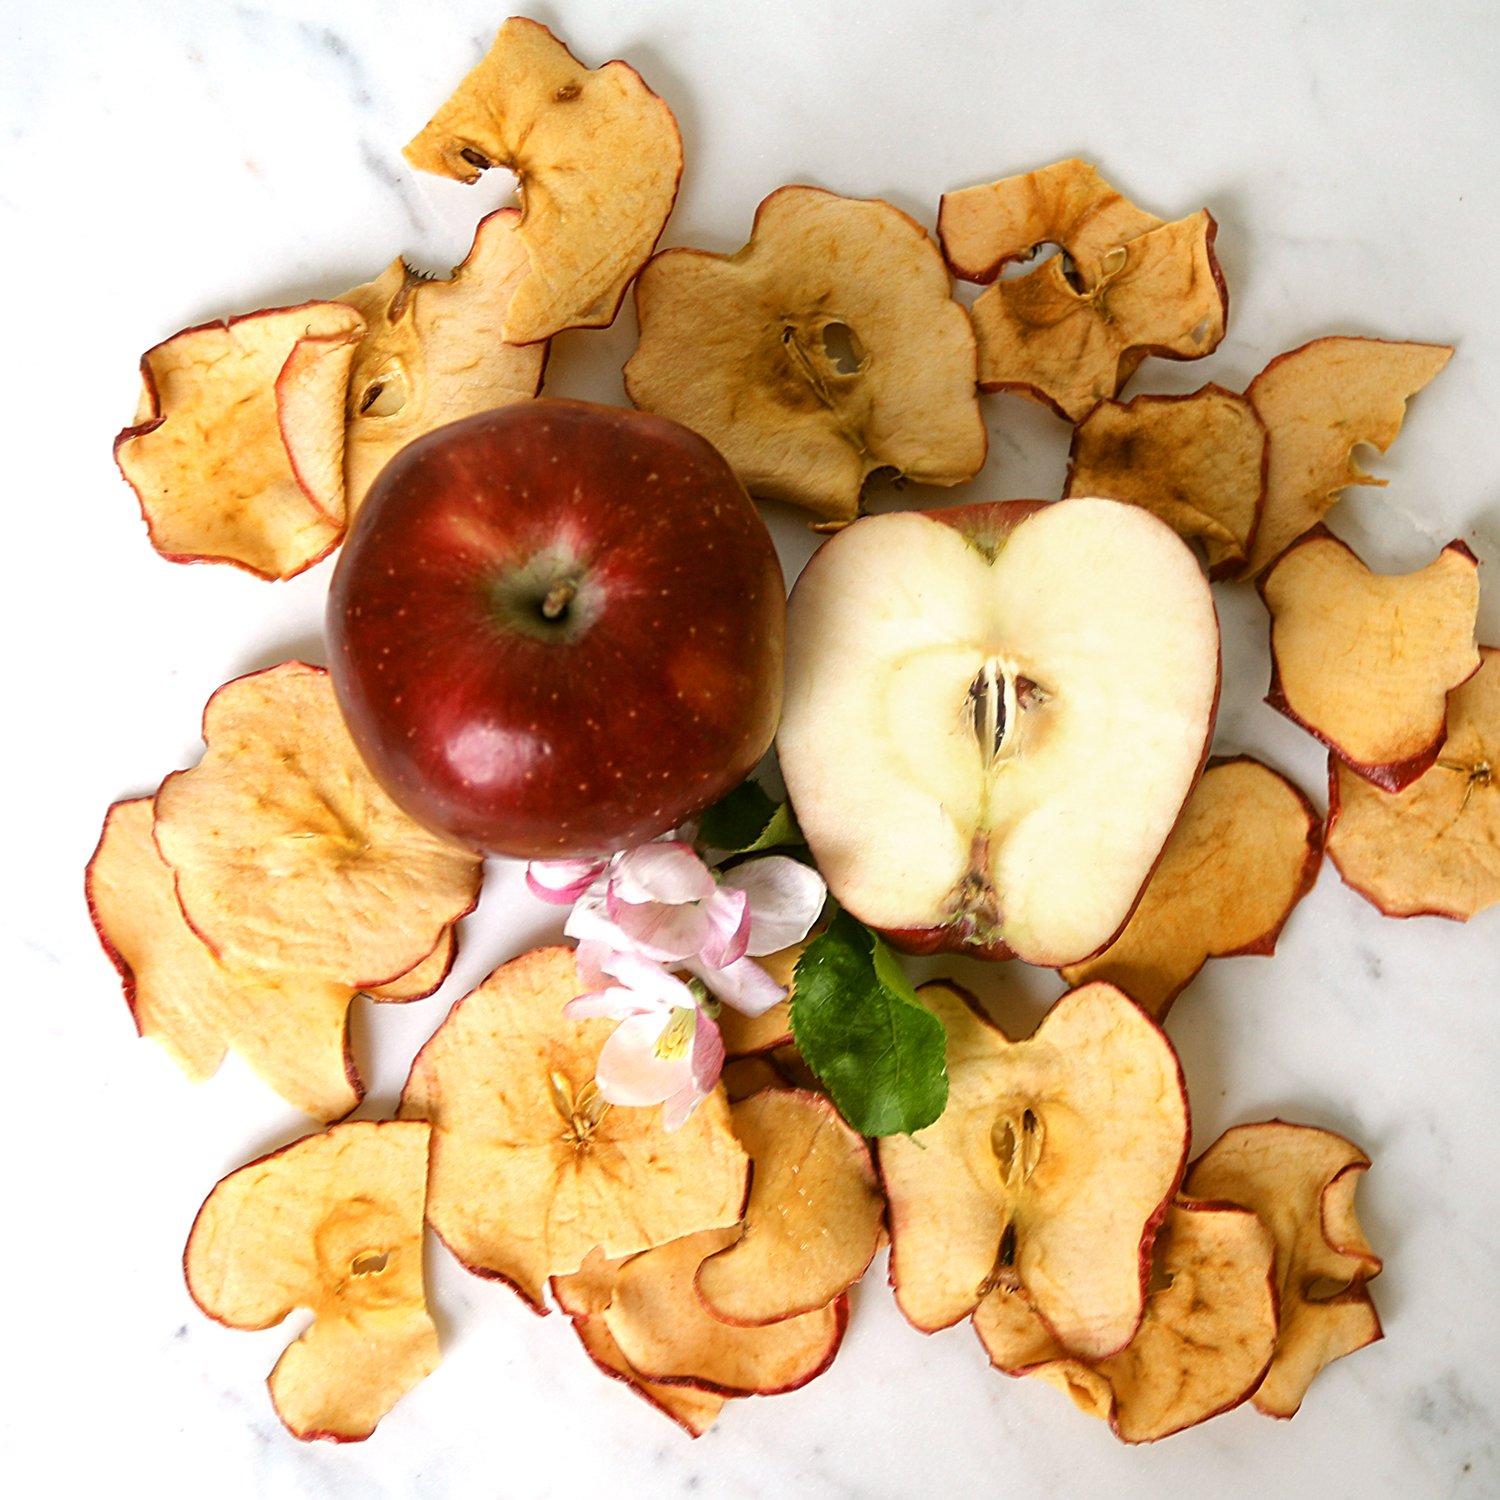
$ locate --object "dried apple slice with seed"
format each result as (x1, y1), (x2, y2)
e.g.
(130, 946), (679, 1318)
(339, 208), (547, 516)
(1059, 758), (1323, 1017)
(1241, 336), (1452, 574)
(1260, 528), (1481, 790)
(878, 980), (1189, 1357)
(153, 661), (483, 989)
(400, 945), (749, 1309)
(403, 17), (682, 344)
(1184, 1122), (1382, 1417)
(624, 185), (987, 525)
(1325, 645), (1500, 919)
(695, 1089), (884, 1326)
(975, 1198), (1278, 1441)
(184, 1120), (439, 1442)
(558, 1228), (847, 1397)
(1064, 387), (1268, 578)
(86, 795), (367, 1120)
(114, 301), (363, 579)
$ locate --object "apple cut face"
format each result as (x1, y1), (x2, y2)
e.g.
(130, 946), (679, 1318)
(778, 498), (1220, 966)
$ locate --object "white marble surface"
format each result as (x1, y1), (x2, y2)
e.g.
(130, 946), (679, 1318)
(6, 1), (1499, 1496)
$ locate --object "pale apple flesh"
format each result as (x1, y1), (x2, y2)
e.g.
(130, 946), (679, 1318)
(777, 498), (1220, 966)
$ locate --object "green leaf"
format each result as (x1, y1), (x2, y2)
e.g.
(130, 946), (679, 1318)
(790, 909), (949, 1137)
(697, 778), (802, 853)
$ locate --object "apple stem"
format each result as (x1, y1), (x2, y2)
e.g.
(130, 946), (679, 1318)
(540, 579), (578, 621)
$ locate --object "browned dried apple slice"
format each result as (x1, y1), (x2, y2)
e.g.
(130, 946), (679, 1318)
(1064, 387), (1268, 578)
(86, 795), (367, 1120)
(878, 981), (1188, 1357)
(1261, 528), (1481, 789)
(558, 1229), (846, 1397)
(1242, 336), (1452, 574)
(340, 208), (546, 516)
(403, 17), (681, 343)
(399, 945), (748, 1309)
(624, 185), (987, 525)
(185, 1120), (438, 1442)
(696, 1089), (884, 1325)
(153, 662), (483, 989)
(114, 301), (363, 579)
(975, 1198), (1278, 1442)
(1184, 1122), (1382, 1417)
(1059, 758), (1323, 1017)
(1325, 645), (1500, 919)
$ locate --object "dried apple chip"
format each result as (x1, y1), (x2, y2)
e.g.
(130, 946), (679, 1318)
(185, 1121), (439, 1442)
(1242, 336), (1452, 574)
(363, 925), (458, 1003)
(400, 946), (749, 1308)
(86, 795), (367, 1120)
(114, 301), (363, 579)
(558, 1229), (846, 1398)
(1060, 758), (1323, 1017)
(624, 185), (987, 524)
(696, 1089), (884, 1325)
(939, 162), (1226, 422)
(1184, 1122), (1382, 1417)
(1325, 646), (1500, 919)
(153, 662), (483, 988)
(1065, 387), (1268, 578)
(975, 1199), (1278, 1442)
(340, 208), (546, 516)
(1261, 529), (1481, 790)
(403, 17), (682, 344)
(878, 981), (1188, 1357)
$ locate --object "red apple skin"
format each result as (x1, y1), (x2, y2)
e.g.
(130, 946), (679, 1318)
(327, 399), (785, 859)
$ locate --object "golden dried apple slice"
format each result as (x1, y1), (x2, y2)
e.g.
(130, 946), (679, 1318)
(403, 17), (682, 344)
(1064, 387), (1268, 578)
(86, 796), (366, 1120)
(878, 981), (1188, 1357)
(720, 1056), (785, 1101)
(939, 159), (1166, 288)
(562, 1228), (846, 1396)
(1325, 646), (1500, 919)
(696, 1089), (884, 1326)
(1242, 336), (1452, 574)
(1261, 529), (1481, 789)
(114, 301), (363, 579)
(185, 1120), (439, 1442)
(153, 662), (483, 988)
(624, 185), (987, 525)
(363, 925), (458, 1003)
(975, 1198), (1278, 1442)
(400, 946), (749, 1309)
(1059, 758), (1323, 1017)
(1184, 1122), (1382, 1417)
(340, 208), (546, 516)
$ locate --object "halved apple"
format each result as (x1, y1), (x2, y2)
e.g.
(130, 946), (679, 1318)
(777, 498), (1220, 965)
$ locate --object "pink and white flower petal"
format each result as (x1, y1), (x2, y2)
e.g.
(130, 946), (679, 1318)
(687, 954), (789, 1018)
(596, 1009), (699, 1108)
(525, 857), (608, 904)
(611, 841), (716, 905)
(731, 857), (828, 956)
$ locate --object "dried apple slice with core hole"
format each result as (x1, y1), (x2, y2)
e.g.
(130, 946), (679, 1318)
(403, 17), (682, 344)
(1064, 386), (1267, 578)
(1242, 336), (1452, 575)
(339, 208), (546, 517)
(1260, 528), (1480, 790)
(1059, 758), (1323, 1017)
(625, 185), (986, 525)
(114, 302), (362, 579)
(1325, 645), (1500, 919)
(153, 662), (483, 989)
(184, 1120), (438, 1442)
(878, 981), (1189, 1357)
(399, 946), (749, 1309)
(561, 1228), (847, 1397)
(695, 1089), (884, 1326)
(1184, 1122), (1382, 1417)
(975, 1198), (1278, 1442)
(86, 796), (368, 1120)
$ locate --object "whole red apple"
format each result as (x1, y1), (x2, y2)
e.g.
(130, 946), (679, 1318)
(327, 399), (785, 858)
